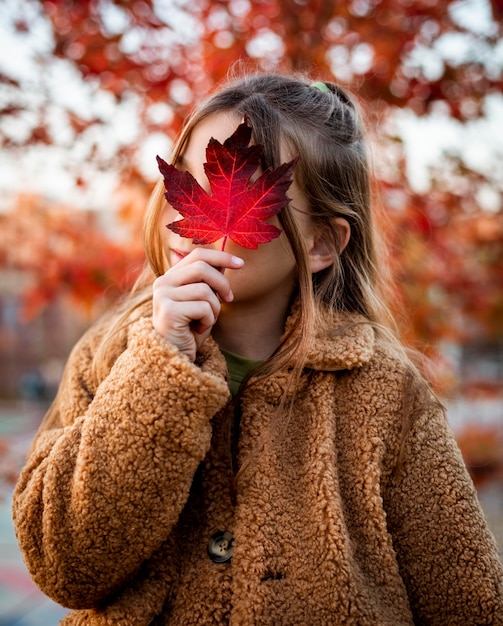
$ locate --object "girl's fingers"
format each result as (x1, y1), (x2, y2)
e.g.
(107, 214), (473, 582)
(152, 297), (216, 360)
(156, 250), (243, 303)
(166, 262), (234, 303)
(151, 248), (244, 360)
(153, 266), (229, 316)
(165, 300), (217, 335)
(175, 247), (244, 272)
(156, 282), (222, 320)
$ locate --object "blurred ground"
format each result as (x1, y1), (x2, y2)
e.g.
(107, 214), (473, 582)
(0, 403), (69, 624)
(0, 401), (502, 625)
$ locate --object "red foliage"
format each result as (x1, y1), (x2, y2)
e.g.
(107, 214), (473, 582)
(25, 0), (501, 148)
(0, 194), (145, 320)
(456, 424), (503, 488)
(158, 121), (297, 250)
(0, 0), (501, 395)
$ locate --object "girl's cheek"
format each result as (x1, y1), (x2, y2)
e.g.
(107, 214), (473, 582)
(161, 202), (178, 223)
(170, 211), (184, 223)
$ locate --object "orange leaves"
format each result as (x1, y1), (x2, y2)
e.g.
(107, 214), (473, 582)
(0, 194), (144, 320)
(0, 0), (501, 400)
(380, 173), (503, 354)
(43, 0), (187, 100)
(14, 0), (500, 148)
(456, 424), (503, 487)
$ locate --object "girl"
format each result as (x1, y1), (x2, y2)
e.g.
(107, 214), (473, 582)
(13, 73), (503, 625)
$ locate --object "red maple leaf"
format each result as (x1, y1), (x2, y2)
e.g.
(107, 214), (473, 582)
(156, 120), (298, 250)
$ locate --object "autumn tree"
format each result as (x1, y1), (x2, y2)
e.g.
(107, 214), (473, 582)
(0, 193), (145, 319)
(1, 0), (502, 391)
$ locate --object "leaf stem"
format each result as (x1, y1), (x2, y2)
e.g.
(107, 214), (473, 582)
(221, 236), (227, 252)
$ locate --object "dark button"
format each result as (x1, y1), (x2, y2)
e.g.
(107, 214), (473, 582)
(207, 530), (234, 563)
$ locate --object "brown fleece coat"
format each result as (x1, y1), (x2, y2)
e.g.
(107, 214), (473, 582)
(12, 305), (503, 625)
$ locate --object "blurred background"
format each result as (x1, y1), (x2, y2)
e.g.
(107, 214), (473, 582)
(0, 0), (502, 623)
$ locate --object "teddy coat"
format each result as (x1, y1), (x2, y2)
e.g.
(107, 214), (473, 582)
(12, 304), (503, 625)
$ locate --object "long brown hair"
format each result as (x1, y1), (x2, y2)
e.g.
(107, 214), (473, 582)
(93, 71), (438, 470)
(95, 72), (391, 371)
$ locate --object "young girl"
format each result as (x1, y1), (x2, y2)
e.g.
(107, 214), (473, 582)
(13, 73), (502, 625)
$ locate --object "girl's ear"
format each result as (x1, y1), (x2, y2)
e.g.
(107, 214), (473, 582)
(308, 217), (350, 274)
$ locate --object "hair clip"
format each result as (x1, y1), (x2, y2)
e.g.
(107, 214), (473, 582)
(310, 81), (330, 93)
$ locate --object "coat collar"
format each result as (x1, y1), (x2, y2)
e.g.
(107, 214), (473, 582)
(200, 301), (375, 376)
(282, 300), (375, 372)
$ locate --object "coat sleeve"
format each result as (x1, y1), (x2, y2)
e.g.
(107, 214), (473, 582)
(385, 400), (503, 624)
(12, 316), (230, 609)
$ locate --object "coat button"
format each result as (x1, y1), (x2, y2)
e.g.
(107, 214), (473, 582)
(207, 530), (234, 563)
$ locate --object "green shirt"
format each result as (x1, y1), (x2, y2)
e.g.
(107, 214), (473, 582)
(221, 349), (262, 396)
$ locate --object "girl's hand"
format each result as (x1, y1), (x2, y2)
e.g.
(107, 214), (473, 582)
(152, 248), (244, 361)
